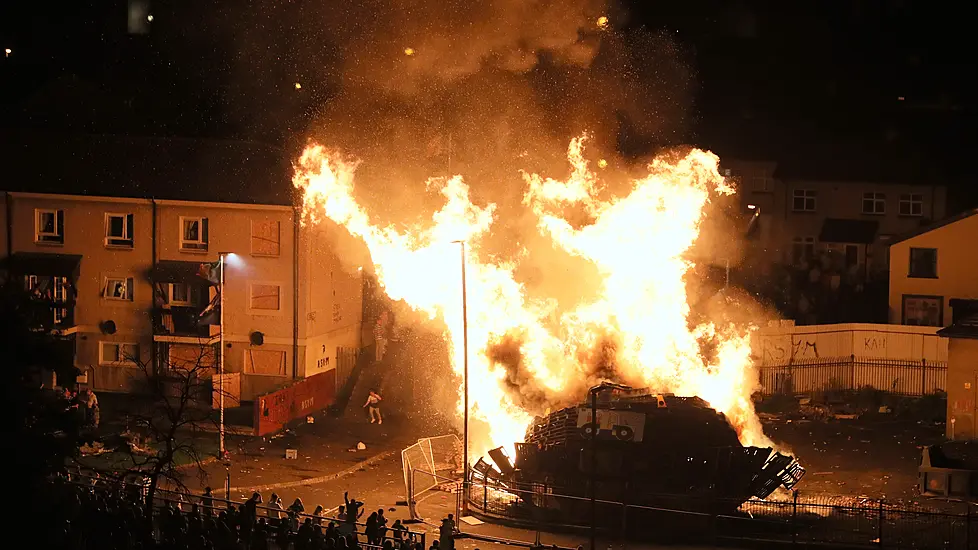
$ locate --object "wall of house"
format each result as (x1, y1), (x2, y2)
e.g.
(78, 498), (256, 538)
(781, 180), (944, 268)
(299, 222), (364, 380)
(889, 214), (978, 326)
(6, 193), (155, 391)
(156, 201), (297, 399)
(945, 337), (978, 440)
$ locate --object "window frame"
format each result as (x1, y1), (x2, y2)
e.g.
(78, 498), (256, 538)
(248, 281), (284, 314)
(751, 174), (773, 193)
(791, 236), (816, 265)
(899, 193), (924, 217)
(168, 282), (194, 306)
(99, 341), (140, 366)
(861, 192), (886, 215)
(791, 189), (817, 212)
(243, 348), (288, 377)
(250, 219), (282, 257)
(105, 212), (135, 248)
(103, 276), (135, 302)
(35, 208), (65, 245)
(901, 294), (943, 327)
(179, 216), (208, 252)
(908, 247), (938, 279)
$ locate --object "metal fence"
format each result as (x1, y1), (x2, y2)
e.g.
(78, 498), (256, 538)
(466, 479), (975, 549)
(757, 357), (947, 397)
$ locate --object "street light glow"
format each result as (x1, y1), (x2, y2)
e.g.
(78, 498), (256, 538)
(747, 204), (756, 210)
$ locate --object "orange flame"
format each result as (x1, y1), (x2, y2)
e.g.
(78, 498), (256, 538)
(293, 135), (772, 458)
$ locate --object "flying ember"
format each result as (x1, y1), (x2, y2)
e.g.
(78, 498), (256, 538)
(293, 135), (772, 458)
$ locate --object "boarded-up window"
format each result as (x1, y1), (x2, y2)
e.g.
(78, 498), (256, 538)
(251, 283), (281, 311)
(244, 349), (287, 376)
(251, 220), (281, 257)
(169, 343), (217, 372)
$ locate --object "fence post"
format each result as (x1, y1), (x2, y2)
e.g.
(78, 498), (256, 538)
(483, 481), (487, 512)
(922, 358), (927, 396)
(967, 505), (971, 550)
(878, 499), (884, 547)
(792, 490), (798, 546)
(851, 354), (856, 391)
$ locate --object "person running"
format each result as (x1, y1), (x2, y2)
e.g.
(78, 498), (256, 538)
(363, 389), (383, 424)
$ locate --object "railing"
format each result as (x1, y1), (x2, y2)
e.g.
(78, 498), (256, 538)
(64, 470), (426, 548)
(758, 357), (947, 396)
(466, 478), (976, 549)
(153, 307), (215, 338)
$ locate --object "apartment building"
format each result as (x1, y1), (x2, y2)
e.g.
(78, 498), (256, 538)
(0, 191), (364, 401)
(725, 159), (947, 277)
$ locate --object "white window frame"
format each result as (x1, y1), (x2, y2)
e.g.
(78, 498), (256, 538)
(791, 189), (817, 212)
(179, 216), (208, 251)
(105, 212), (134, 248)
(899, 193), (923, 217)
(791, 236), (816, 265)
(168, 282), (194, 306)
(248, 281), (283, 314)
(35, 208), (64, 245)
(99, 341), (140, 366)
(861, 192), (886, 215)
(104, 276), (135, 302)
(751, 175), (773, 192)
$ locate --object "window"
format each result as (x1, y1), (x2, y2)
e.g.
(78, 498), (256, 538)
(251, 220), (281, 257)
(180, 216), (208, 251)
(791, 237), (816, 265)
(244, 349), (287, 376)
(899, 194), (923, 216)
(908, 247), (938, 278)
(751, 175), (773, 192)
(104, 276), (134, 301)
(105, 213), (134, 248)
(792, 190), (816, 212)
(168, 283), (195, 306)
(100, 342), (140, 365)
(862, 192), (886, 215)
(902, 295), (942, 326)
(250, 283), (281, 311)
(35, 209), (65, 244)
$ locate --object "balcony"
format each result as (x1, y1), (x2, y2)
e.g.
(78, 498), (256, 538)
(25, 299), (76, 334)
(153, 307), (219, 340)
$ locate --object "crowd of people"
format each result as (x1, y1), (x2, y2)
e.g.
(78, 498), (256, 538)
(43, 471), (450, 550)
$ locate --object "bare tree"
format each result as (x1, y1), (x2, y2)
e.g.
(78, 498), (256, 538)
(121, 341), (228, 519)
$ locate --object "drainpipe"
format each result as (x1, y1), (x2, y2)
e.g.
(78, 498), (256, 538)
(292, 207), (300, 380)
(5, 193), (12, 257)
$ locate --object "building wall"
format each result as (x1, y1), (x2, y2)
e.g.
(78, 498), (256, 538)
(888, 214), (978, 326)
(724, 160), (947, 272)
(298, 222), (364, 380)
(1, 192), (365, 400)
(945, 337), (978, 441)
(156, 200), (298, 397)
(5, 193), (155, 390)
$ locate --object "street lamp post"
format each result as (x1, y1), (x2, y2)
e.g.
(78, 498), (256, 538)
(452, 240), (469, 514)
(217, 252), (231, 458)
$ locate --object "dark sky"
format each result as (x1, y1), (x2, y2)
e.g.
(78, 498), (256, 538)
(1, 1), (974, 190)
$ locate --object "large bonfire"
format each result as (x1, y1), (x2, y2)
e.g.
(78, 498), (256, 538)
(293, 135), (771, 458)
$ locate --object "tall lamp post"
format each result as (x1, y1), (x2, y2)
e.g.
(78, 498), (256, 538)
(587, 382), (630, 550)
(452, 240), (469, 514)
(217, 252), (234, 459)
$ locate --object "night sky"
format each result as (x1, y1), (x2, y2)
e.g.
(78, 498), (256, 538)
(1, 1), (974, 202)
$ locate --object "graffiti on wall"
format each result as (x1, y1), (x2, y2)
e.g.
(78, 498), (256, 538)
(761, 336), (819, 364)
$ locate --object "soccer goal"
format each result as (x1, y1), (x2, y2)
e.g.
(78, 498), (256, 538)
(401, 434), (462, 520)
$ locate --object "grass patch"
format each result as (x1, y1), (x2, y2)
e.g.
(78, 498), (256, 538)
(70, 437), (220, 472)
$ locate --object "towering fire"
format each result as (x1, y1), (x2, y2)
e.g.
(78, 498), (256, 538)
(293, 135), (772, 457)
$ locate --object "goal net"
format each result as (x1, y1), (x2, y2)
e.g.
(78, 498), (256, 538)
(401, 434), (462, 520)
